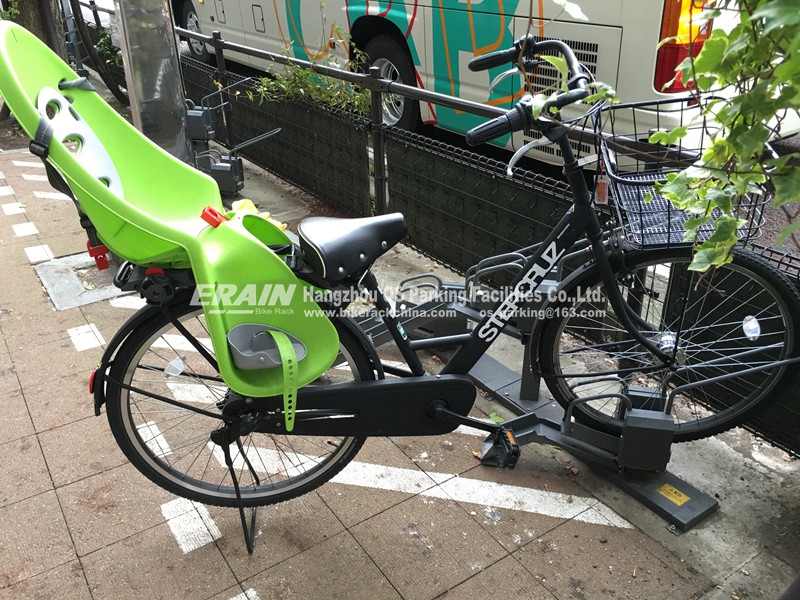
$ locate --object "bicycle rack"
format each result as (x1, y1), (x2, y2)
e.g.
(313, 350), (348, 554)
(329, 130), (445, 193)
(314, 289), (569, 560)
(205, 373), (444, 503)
(358, 244), (722, 534)
(187, 80), (280, 196)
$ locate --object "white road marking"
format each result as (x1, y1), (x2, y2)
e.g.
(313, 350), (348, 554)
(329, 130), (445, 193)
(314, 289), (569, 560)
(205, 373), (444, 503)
(161, 498), (222, 553)
(153, 333), (214, 353)
(12, 160), (44, 168)
(0, 186), (13, 197)
(24, 244), (54, 264)
(136, 421), (172, 458)
(2, 202), (24, 215)
(209, 445), (631, 528)
(12, 222), (38, 237)
(67, 323), (106, 351)
(166, 381), (226, 404)
(109, 295), (147, 309)
(33, 190), (70, 200)
(229, 589), (260, 600)
(22, 173), (48, 182)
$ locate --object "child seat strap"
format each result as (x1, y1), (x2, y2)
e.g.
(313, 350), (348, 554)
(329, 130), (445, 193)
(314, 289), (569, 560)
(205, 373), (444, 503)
(264, 330), (299, 432)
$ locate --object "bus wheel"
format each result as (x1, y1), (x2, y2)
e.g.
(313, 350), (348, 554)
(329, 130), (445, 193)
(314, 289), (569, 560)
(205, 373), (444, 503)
(364, 35), (421, 131)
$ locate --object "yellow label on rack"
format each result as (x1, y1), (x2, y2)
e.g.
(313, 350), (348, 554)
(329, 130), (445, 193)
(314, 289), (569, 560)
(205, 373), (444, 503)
(658, 483), (690, 506)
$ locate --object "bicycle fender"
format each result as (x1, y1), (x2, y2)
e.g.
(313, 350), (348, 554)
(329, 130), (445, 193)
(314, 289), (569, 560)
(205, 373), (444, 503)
(92, 290), (195, 415)
(334, 314), (385, 379)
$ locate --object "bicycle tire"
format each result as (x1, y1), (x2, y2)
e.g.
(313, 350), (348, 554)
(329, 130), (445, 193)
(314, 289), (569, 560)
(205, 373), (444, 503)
(106, 300), (374, 507)
(538, 247), (800, 442)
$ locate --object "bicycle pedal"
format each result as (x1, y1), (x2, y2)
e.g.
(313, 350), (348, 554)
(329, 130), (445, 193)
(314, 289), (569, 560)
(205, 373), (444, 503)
(492, 426), (520, 469)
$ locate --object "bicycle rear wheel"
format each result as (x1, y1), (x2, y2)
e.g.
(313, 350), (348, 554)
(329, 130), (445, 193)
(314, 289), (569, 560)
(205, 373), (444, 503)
(539, 247), (800, 442)
(106, 300), (374, 507)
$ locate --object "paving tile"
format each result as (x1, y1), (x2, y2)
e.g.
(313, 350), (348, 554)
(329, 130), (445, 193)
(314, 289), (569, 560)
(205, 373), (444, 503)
(444, 445), (606, 551)
(0, 262), (44, 304)
(0, 560), (91, 600)
(80, 297), (137, 344)
(38, 415), (127, 488)
(24, 370), (97, 432)
(388, 408), (494, 475)
(0, 435), (52, 508)
(10, 337), (103, 390)
(57, 462), (174, 556)
(40, 232), (88, 258)
(514, 516), (708, 600)
(81, 522), (237, 600)
(22, 200), (79, 237)
(0, 299), (88, 351)
(0, 351), (19, 395)
(243, 531), (402, 600)
(350, 495), (507, 600)
(0, 389), (34, 443)
(0, 490), (76, 588)
(437, 555), (556, 599)
(317, 436), (430, 528)
(210, 490), (345, 581)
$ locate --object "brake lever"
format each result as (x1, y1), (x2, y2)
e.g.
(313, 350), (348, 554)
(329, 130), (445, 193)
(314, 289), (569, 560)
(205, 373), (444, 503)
(489, 68), (520, 93)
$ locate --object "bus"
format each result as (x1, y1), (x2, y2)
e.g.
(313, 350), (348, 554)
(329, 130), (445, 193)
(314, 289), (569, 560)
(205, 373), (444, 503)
(173, 0), (714, 155)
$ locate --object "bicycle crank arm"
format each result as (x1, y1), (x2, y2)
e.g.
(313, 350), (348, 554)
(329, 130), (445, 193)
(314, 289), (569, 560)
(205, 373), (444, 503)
(253, 375), (476, 437)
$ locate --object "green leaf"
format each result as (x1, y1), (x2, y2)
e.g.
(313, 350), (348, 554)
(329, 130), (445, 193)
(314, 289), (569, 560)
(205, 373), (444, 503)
(751, 0), (800, 34)
(489, 412), (505, 424)
(667, 126), (688, 145)
(777, 220), (800, 245)
(649, 130), (670, 146)
(705, 215), (743, 244)
(705, 187), (734, 215)
(529, 94), (548, 119)
(550, 0), (588, 20)
(689, 248), (728, 272)
(659, 171), (695, 202)
(774, 168), (800, 207)
(541, 55), (569, 91)
(692, 29), (730, 74)
(683, 215), (712, 232)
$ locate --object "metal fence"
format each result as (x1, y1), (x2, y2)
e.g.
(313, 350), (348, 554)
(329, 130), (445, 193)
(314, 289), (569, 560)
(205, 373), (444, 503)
(384, 127), (574, 276)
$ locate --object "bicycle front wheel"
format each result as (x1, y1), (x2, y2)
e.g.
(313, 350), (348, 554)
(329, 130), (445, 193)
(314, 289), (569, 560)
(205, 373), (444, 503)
(106, 300), (374, 507)
(539, 247), (800, 442)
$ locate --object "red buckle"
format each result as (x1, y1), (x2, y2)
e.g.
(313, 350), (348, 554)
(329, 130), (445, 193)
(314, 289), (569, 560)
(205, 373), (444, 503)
(145, 267), (165, 276)
(86, 240), (110, 270)
(201, 206), (229, 228)
(89, 369), (96, 394)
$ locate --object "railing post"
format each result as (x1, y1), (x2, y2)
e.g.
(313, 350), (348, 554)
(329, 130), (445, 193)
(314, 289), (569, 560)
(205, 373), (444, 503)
(212, 31), (236, 148)
(370, 65), (388, 216)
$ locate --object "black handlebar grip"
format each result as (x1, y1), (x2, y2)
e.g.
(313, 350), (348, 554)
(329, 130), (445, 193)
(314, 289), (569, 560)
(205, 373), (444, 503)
(468, 47), (518, 72)
(466, 103), (531, 146)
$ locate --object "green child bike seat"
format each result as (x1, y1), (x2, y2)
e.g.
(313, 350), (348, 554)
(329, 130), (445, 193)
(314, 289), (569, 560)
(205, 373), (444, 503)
(0, 21), (339, 401)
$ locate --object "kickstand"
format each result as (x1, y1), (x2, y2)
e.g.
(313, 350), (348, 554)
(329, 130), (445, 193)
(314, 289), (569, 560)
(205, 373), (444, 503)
(220, 436), (261, 554)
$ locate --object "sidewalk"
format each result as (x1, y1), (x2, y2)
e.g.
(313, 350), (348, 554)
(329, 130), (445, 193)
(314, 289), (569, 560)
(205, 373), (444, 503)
(0, 137), (798, 600)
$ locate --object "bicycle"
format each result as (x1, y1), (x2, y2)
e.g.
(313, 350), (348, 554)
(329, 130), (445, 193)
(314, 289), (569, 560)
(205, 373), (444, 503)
(1, 21), (799, 550)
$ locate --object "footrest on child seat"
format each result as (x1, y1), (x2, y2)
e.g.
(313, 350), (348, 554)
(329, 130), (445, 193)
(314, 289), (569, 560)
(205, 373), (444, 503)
(227, 324), (307, 370)
(492, 427), (520, 469)
(227, 324), (306, 432)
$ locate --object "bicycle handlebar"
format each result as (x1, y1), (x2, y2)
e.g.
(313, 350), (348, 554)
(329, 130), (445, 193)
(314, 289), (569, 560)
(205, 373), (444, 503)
(466, 36), (590, 146)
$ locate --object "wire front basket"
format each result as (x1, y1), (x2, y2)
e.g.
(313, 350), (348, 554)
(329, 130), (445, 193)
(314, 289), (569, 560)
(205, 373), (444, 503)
(596, 96), (768, 249)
